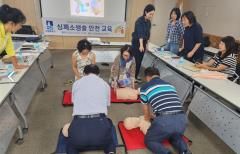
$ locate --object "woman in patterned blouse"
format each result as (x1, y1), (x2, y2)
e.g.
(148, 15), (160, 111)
(72, 39), (96, 80)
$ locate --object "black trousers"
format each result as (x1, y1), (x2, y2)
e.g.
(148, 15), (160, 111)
(132, 39), (147, 78)
(67, 115), (116, 154)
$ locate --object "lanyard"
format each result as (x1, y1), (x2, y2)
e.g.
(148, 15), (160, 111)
(168, 22), (176, 42)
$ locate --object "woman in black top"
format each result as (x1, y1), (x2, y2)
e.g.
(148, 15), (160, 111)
(132, 4), (155, 82)
(179, 11), (204, 63)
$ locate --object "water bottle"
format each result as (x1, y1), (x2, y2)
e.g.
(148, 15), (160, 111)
(157, 47), (164, 56)
(178, 57), (185, 65)
(40, 32), (46, 42)
(18, 48), (23, 63)
(34, 42), (40, 50)
(160, 47), (164, 52)
(7, 64), (14, 75)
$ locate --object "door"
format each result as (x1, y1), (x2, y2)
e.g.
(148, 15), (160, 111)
(150, 0), (177, 46)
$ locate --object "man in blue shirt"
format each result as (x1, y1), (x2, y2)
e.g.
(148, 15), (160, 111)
(140, 67), (191, 154)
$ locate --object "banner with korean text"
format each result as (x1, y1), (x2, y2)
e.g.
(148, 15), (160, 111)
(42, 17), (126, 37)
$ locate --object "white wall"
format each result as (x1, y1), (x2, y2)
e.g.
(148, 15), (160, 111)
(0, 0), (3, 5)
(150, 0), (177, 46)
(184, 0), (240, 38)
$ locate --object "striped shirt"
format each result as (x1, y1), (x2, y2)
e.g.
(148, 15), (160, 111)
(212, 52), (237, 77)
(166, 20), (184, 44)
(140, 77), (183, 113)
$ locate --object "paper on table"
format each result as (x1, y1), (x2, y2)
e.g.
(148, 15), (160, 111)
(16, 54), (35, 65)
(92, 50), (119, 63)
(87, 37), (102, 45)
(22, 42), (35, 48)
(182, 64), (201, 72)
(192, 70), (228, 80)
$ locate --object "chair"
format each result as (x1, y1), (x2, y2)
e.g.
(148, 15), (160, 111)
(15, 25), (36, 35)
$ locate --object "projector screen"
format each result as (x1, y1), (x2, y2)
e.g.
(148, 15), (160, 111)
(70, 0), (104, 17)
(40, 0), (126, 22)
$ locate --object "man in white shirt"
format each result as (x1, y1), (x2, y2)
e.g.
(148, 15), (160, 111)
(66, 64), (116, 154)
(72, 66), (110, 116)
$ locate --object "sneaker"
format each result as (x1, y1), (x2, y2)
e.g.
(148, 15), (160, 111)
(181, 149), (192, 154)
(135, 77), (142, 83)
(64, 79), (73, 85)
(108, 152), (115, 154)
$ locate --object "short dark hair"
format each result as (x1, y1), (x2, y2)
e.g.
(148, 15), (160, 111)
(144, 67), (160, 77)
(181, 11), (197, 25)
(83, 64), (100, 75)
(120, 44), (133, 57)
(143, 4), (155, 16)
(220, 36), (236, 59)
(0, 4), (26, 24)
(170, 8), (181, 20)
(77, 39), (92, 53)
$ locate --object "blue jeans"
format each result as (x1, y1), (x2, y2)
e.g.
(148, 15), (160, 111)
(145, 114), (188, 154)
(164, 43), (179, 54)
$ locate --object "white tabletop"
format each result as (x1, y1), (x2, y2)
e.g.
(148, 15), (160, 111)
(0, 83), (15, 106)
(0, 52), (40, 84)
(204, 47), (219, 54)
(14, 42), (49, 53)
(148, 43), (240, 109)
(108, 42), (131, 46)
(91, 41), (131, 46)
(12, 34), (39, 38)
(194, 77), (240, 108)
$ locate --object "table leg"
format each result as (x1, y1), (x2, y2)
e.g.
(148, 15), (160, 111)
(8, 93), (28, 131)
(37, 57), (47, 89)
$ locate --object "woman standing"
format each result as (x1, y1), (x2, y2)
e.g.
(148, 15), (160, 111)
(164, 7), (184, 54)
(0, 4), (27, 69)
(132, 4), (155, 82)
(179, 11), (204, 63)
(110, 44), (136, 89)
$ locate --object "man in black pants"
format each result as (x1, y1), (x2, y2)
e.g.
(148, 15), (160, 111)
(140, 67), (191, 154)
(67, 64), (116, 154)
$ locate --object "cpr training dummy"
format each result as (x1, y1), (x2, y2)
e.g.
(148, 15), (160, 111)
(109, 44), (139, 100)
(123, 115), (151, 134)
